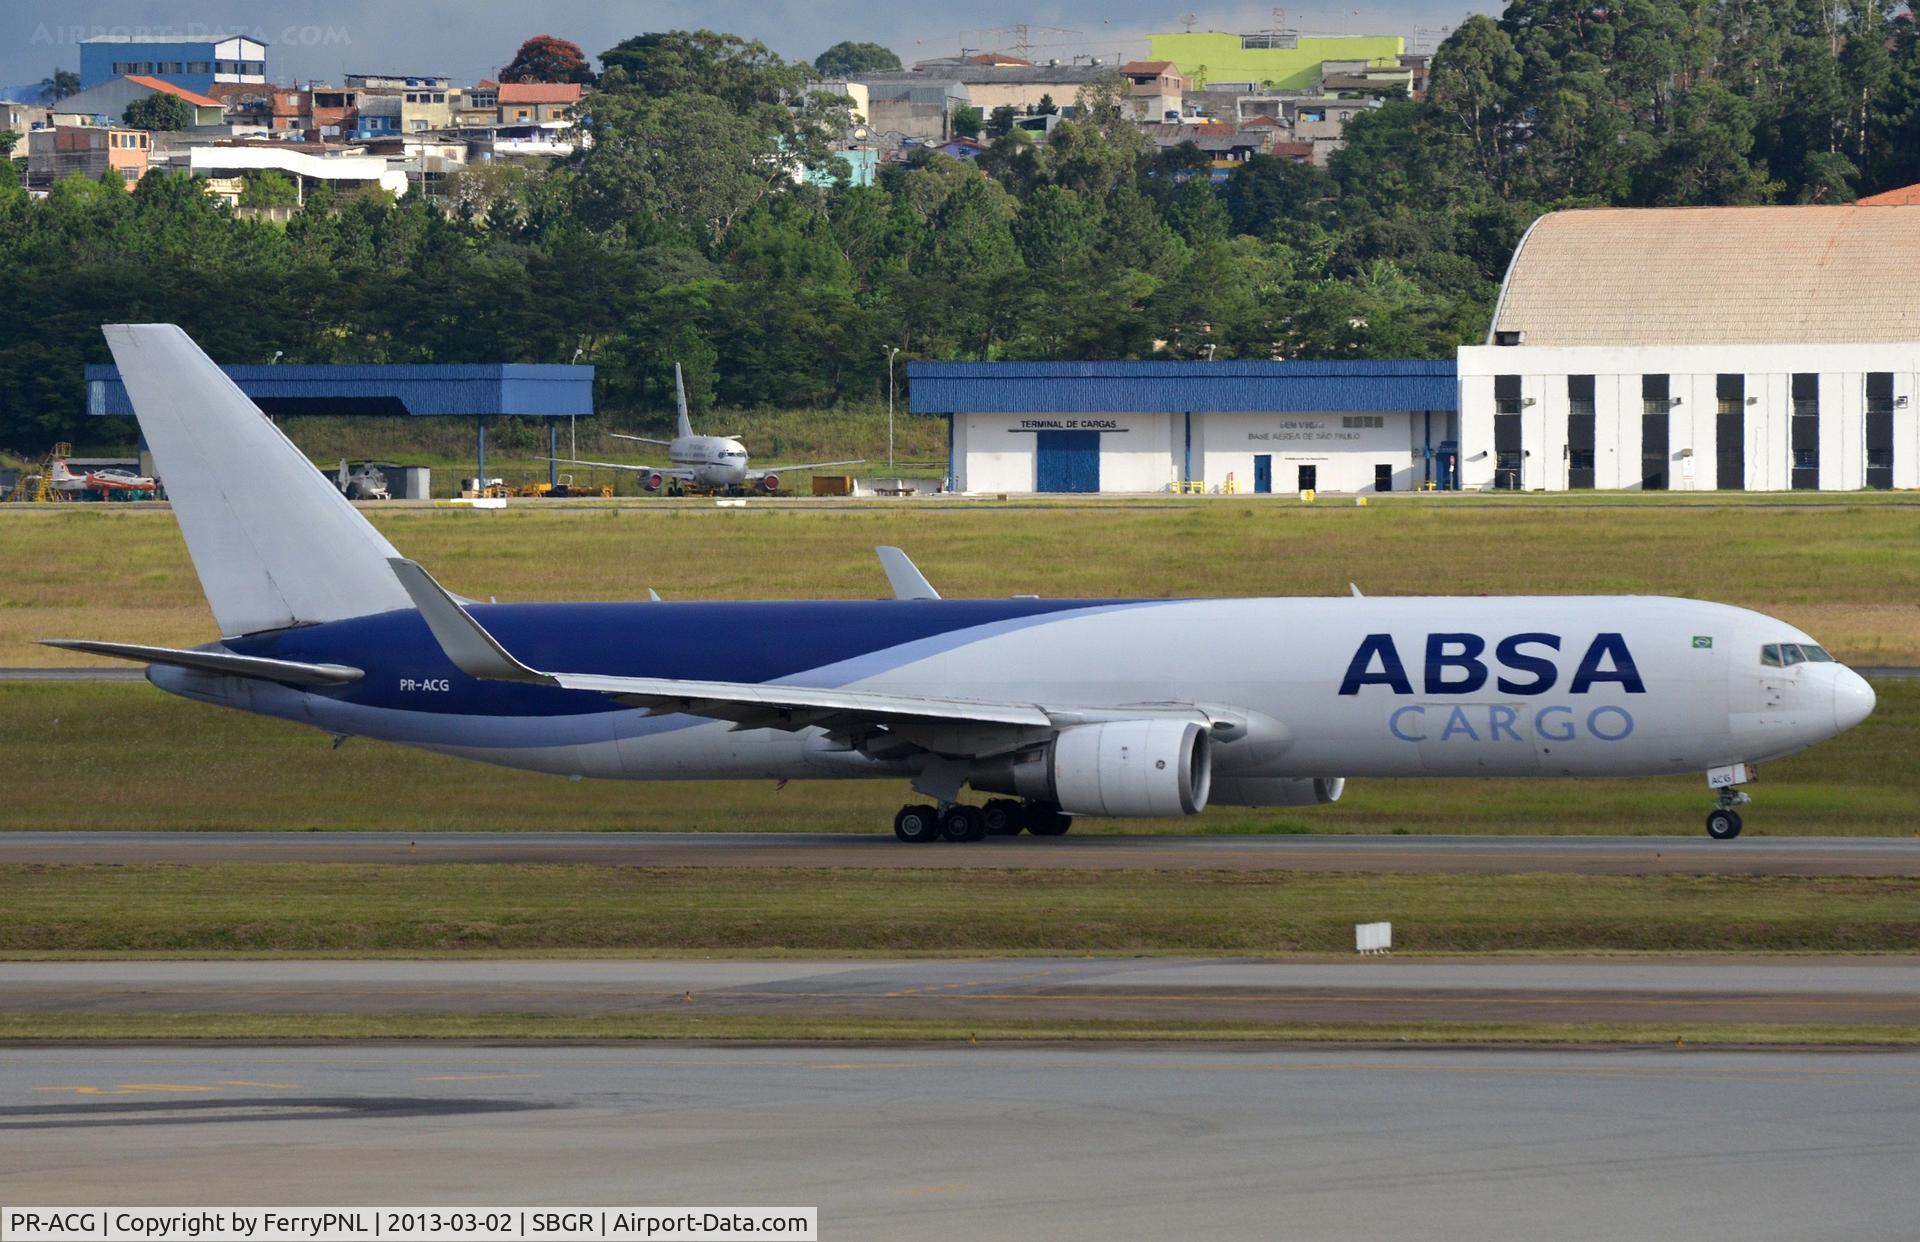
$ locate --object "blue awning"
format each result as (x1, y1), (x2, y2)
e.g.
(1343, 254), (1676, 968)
(86, 362), (595, 417)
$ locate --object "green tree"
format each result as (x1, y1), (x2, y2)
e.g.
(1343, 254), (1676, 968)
(0, 129), (20, 158)
(986, 104), (1018, 137)
(951, 105), (983, 139)
(123, 93), (195, 132)
(812, 41), (901, 77)
(41, 69), (80, 101)
(239, 170), (299, 209)
(500, 35), (597, 84)
(599, 30), (811, 107)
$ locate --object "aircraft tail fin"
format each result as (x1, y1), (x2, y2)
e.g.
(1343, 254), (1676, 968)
(102, 324), (414, 637)
(674, 363), (693, 440)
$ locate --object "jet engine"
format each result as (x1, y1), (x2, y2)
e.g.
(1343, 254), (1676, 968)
(1207, 777), (1345, 807)
(643, 472), (665, 492)
(971, 719), (1212, 817)
(760, 474), (781, 493)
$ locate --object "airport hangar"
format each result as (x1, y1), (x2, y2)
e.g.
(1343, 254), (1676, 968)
(915, 205), (1920, 495)
(911, 359), (1463, 495)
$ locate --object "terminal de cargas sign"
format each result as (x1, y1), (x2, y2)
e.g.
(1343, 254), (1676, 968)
(1014, 419), (1128, 432)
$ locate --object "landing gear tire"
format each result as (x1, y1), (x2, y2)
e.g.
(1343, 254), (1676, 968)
(940, 804), (988, 843)
(982, 798), (1025, 835)
(1024, 801), (1071, 836)
(1705, 808), (1743, 840)
(894, 804), (941, 843)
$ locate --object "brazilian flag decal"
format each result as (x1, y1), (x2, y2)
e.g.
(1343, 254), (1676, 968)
(1693, 636), (1714, 649)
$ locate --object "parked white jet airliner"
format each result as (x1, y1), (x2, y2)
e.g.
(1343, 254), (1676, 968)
(49, 327), (1875, 842)
(563, 363), (861, 494)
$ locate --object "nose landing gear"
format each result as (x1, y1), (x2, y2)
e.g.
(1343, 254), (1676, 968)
(1706, 788), (1751, 840)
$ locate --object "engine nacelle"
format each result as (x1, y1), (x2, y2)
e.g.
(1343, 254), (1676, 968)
(972, 720), (1212, 818)
(1207, 777), (1345, 807)
(760, 473), (781, 493)
(643, 471), (665, 492)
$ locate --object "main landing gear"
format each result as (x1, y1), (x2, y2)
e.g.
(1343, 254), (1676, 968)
(892, 799), (1071, 842)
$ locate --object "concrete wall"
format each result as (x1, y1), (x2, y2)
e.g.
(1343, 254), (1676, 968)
(955, 413), (1177, 493)
(954, 409), (1437, 494)
(1458, 343), (1920, 491)
(1196, 411), (1420, 493)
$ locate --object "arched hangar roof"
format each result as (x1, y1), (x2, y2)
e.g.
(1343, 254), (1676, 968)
(1489, 205), (1920, 347)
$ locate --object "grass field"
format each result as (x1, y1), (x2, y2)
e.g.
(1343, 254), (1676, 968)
(2, 865), (1914, 954)
(5, 499), (1919, 665)
(1, 679), (1913, 833)
(3, 1013), (1912, 1045)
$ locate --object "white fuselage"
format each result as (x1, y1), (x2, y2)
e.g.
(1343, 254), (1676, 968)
(669, 436), (752, 489)
(167, 595), (1875, 792)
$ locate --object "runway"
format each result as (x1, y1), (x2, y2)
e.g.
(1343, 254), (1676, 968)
(5, 830), (1920, 875)
(3, 1044), (1916, 1240)
(6, 958), (1917, 1028)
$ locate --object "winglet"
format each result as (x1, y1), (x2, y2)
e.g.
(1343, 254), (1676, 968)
(1350, 582), (1363, 598)
(877, 547), (940, 600)
(387, 558), (549, 684)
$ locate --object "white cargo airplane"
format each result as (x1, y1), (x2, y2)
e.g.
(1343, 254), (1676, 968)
(563, 364), (861, 494)
(48, 326), (1875, 843)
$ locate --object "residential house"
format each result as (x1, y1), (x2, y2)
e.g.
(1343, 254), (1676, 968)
(54, 76), (226, 129)
(180, 143), (409, 202)
(1120, 60), (1186, 120)
(346, 75), (454, 133)
(26, 124), (149, 189)
(496, 82), (581, 126)
(308, 86), (360, 141)
(2, 99), (53, 133)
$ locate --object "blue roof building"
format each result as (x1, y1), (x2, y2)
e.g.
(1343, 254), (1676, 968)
(909, 359), (1462, 494)
(87, 360), (595, 489)
(80, 34), (267, 94)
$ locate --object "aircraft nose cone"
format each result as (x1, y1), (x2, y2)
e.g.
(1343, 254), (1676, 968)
(1833, 669), (1877, 733)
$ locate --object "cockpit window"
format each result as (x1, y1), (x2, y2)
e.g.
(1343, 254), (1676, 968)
(1762, 642), (1835, 668)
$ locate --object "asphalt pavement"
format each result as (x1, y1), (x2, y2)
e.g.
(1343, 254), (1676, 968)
(4, 830), (1918, 874)
(5, 958), (1916, 1028)
(3, 1044), (1916, 1241)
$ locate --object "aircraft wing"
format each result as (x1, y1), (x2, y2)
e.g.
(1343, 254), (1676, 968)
(387, 558), (1218, 749)
(556, 457), (695, 479)
(38, 639), (364, 687)
(610, 433), (674, 447)
(746, 459), (864, 478)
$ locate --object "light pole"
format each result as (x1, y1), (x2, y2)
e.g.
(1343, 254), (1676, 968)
(885, 346), (901, 473)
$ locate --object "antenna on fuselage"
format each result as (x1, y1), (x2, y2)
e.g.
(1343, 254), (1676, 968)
(674, 363), (693, 440)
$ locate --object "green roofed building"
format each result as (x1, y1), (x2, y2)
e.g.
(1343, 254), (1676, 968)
(1147, 30), (1404, 91)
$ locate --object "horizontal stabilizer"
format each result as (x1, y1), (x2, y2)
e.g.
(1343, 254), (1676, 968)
(877, 546), (940, 600)
(386, 558), (1053, 733)
(39, 639), (363, 686)
(386, 559), (546, 684)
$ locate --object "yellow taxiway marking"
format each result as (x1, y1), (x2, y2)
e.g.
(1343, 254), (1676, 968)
(418, 1073), (545, 1082)
(33, 1083), (217, 1096)
(900, 1185), (973, 1197)
(217, 1080), (298, 1089)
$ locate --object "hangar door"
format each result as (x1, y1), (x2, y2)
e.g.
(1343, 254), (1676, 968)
(1035, 430), (1100, 493)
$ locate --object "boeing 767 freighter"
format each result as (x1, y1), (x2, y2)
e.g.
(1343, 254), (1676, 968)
(47, 326), (1875, 842)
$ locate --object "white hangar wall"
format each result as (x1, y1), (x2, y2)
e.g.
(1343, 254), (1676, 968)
(951, 410), (1453, 494)
(1457, 343), (1920, 492)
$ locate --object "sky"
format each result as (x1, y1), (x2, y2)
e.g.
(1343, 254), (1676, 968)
(3, 0), (1491, 94)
